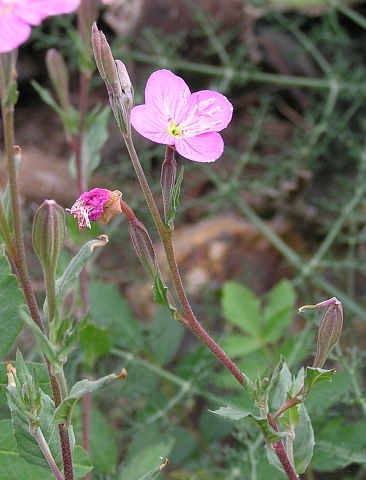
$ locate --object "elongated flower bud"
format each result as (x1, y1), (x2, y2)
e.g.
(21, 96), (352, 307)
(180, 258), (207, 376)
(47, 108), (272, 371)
(161, 149), (177, 228)
(299, 297), (343, 368)
(45, 49), (70, 111)
(129, 219), (158, 279)
(32, 199), (66, 275)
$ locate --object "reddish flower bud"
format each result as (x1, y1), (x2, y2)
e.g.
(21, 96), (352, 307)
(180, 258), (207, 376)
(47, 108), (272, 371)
(299, 297), (343, 368)
(129, 219), (158, 279)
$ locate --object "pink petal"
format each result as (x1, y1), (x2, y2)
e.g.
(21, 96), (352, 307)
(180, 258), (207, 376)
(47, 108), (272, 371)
(16, 0), (80, 24)
(0, 15), (31, 52)
(130, 104), (172, 145)
(174, 132), (224, 163)
(183, 90), (233, 133)
(144, 70), (191, 121)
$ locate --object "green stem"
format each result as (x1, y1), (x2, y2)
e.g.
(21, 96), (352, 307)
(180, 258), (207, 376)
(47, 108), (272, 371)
(122, 138), (244, 385)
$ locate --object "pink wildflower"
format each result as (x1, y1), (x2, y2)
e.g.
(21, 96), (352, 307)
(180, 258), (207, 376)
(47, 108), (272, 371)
(0, 0), (81, 53)
(67, 188), (122, 230)
(130, 69), (233, 163)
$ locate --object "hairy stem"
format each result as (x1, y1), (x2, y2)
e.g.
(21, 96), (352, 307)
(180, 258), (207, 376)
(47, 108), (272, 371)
(31, 426), (65, 480)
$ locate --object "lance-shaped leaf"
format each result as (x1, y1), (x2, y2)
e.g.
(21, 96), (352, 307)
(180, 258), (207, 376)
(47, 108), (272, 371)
(138, 458), (169, 480)
(303, 366), (336, 399)
(53, 372), (125, 426)
(293, 403), (314, 474)
(209, 406), (285, 444)
(0, 245), (25, 358)
(153, 273), (177, 317)
(56, 236), (108, 303)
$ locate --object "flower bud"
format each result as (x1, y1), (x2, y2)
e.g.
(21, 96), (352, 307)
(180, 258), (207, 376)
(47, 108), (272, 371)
(45, 49), (70, 111)
(129, 219), (158, 279)
(32, 199), (66, 275)
(77, 0), (98, 71)
(299, 297), (343, 368)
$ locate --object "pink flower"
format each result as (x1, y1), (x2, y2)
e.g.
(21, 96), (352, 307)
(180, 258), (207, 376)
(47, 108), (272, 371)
(0, 0), (81, 53)
(130, 69), (233, 163)
(67, 188), (122, 230)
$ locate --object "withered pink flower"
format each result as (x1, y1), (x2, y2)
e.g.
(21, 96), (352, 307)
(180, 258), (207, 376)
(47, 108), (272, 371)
(67, 188), (122, 230)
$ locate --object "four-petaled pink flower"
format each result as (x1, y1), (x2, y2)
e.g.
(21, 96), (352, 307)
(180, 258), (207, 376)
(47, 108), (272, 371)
(0, 0), (81, 53)
(130, 69), (233, 162)
(67, 188), (122, 230)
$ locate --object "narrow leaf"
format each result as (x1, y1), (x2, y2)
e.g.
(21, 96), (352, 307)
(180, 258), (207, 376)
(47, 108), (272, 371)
(53, 373), (121, 425)
(293, 403), (314, 474)
(167, 166), (184, 229)
(153, 274), (177, 316)
(139, 458), (169, 480)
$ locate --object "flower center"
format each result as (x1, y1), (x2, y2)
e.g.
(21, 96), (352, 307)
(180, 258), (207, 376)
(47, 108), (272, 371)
(167, 120), (183, 138)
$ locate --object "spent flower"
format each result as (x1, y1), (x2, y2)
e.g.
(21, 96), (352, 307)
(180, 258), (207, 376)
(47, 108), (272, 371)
(0, 0), (81, 53)
(67, 188), (122, 230)
(130, 69), (233, 162)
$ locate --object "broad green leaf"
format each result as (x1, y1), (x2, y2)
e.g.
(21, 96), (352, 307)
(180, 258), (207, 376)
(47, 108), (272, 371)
(88, 281), (144, 351)
(87, 407), (119, 475)
(7, 386), (62, 470)
(119, 424), (175, 480)
(79, 323), (111, 370)
(293, 404), (314, 474)
(0, 245), (25, 359)
(220, 333), (262, 357)
(53, 373), (121, 425)
(73, 445), (94, 479)
(209, 406), (285, 443)
(149, 307), (185, 366)
(221, 282), (261, 336)
(138, 458), (169, 479)
(84, 105), (110, 178)
(262, 279), (296, 343)
(0, 419), (54, 480)
(279, 404), (300, 433)
(56, 237), (109, 303)
(303, 367), (335, 399)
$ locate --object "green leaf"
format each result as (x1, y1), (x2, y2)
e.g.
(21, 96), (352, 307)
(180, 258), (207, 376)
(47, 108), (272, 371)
(7, 381), (63, 470)
(88, 281), (144, 351)
(138, 458), (169, 480)
(279, 404), (300, 433)
(0, 419), (54, 480)
(220, 333), (262, 357)
(303, 367), (335, 399)
(73, 445), (94, 479)
(56, 237), (109, 304)
(79, 323), (111, 370)
(293, 403), (314, 474)
(148, 307), (184, 366)
(53, 373), (120, 425)
(167, 166), (184, 229)
(221, 282), (261, 336)
(119, 424), (175, 480)
(153, 274), (177, 316)
(84, 106), (111, 178)
(0, 245), (25, 358)
(209, 406), (285, 444)
(262, 279), (296, 343)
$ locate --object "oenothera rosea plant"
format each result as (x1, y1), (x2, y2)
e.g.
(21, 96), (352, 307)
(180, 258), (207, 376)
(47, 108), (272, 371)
(0, 6), (344, 478)
(70, 24), (345, 480)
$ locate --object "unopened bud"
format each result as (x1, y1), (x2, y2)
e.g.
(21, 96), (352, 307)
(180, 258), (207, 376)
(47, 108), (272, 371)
(46, 49), (70, 111)
(299, 297), (343, 368)
(129, 219), (158, 278)
(32, 200), (66, 274)
(77, 0), (98, 70)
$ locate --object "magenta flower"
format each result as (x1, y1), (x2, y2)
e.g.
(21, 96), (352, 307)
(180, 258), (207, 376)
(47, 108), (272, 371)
(0, 0), (81, 53)
(67, 188), (122, 230)
(130, 70), (233, 162)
